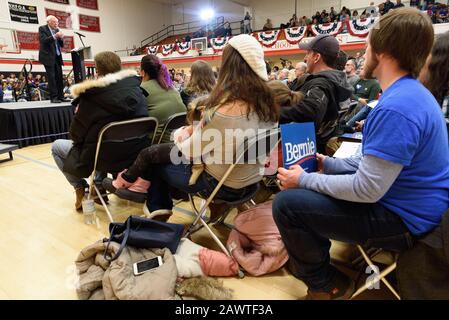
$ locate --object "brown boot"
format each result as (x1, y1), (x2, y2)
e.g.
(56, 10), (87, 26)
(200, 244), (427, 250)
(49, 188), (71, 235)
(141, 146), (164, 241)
(75, 186), (86, 212)
(305, 270), (355, 300)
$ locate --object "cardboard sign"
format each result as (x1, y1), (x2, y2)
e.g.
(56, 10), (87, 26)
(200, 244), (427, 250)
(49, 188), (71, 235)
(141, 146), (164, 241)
(280, 122), (317, 172)
(79, 14), (100, 32)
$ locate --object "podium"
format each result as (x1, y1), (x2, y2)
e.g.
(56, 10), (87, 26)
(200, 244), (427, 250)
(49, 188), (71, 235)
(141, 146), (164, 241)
(71, 46), (92, 83)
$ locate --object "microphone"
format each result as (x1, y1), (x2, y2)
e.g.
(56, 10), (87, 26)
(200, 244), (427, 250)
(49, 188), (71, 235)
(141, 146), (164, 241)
(74, 31), (86, 38)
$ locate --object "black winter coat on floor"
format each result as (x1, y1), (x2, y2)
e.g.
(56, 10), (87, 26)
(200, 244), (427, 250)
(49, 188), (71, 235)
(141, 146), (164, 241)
(63, 69), (149, 178)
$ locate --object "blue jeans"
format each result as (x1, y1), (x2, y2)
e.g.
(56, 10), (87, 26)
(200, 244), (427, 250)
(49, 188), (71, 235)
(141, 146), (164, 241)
(272, 189), (412, 292)
(51, 139), (105, 189)
(146, 164), (255, 212)
(347, 105), (372, 128)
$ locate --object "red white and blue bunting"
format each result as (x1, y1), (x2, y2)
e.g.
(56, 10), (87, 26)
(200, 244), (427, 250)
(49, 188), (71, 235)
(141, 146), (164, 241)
(210, 37), (229, 53)
(347, 17), (379, 37)
(254, 30), (281, 47)
(162, 44), (175, 56)
(177, 41), (191, 55)
(310, 21), (344, 36)
(284, 26), (307, 44)
(147, 46), (159, 55)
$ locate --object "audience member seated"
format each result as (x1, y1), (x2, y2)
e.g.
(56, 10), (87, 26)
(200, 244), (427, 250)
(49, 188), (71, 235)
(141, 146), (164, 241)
(51, 51), (148, 211)
(263, 19), (273, 31)
(289, 14), (299, 27)
(345, 66), (381, 129)
(140, 55), (186, 143)
(273, 8), (449, 300)
(344, 59), (360, 86)
(419, 31), (449, 121)
(279, 34), (352, 153)
(394, 0), (405, 9)
(289, 62), (308, 91)
(180, 60), (216, 108)
(384, 0), (396, 13)
(140, 34), (279, 221)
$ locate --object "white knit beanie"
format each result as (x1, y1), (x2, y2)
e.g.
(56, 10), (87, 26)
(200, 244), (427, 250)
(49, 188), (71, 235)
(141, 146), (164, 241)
(228, 34), (268, 81)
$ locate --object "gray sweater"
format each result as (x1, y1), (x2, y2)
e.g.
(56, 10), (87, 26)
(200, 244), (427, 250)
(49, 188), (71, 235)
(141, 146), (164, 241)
(299, 150), (403, 203)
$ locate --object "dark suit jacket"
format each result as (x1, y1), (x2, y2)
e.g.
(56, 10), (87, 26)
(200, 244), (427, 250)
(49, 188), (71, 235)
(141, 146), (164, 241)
(38, 25), (64, 67)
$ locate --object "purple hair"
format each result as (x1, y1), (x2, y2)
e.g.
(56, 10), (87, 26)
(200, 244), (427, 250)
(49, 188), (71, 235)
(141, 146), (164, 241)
(141, 54), (173, 90)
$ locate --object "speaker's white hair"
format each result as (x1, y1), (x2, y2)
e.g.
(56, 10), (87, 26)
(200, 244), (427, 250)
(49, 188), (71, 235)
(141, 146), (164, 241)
(46, 15), (58, 23)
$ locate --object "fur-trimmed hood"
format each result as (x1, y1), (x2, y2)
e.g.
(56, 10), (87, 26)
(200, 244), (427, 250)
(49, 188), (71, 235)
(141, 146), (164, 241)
(71, 69), (138, 98)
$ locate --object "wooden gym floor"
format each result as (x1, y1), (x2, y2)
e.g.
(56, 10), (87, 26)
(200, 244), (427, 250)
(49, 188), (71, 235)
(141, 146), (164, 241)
(0, 144), (394, 300)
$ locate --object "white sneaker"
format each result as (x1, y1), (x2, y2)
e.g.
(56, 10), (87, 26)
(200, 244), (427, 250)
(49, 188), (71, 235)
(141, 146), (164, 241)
(142, 202), (173, 221)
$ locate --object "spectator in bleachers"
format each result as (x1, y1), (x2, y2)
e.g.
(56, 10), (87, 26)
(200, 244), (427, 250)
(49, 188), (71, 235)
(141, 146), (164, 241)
(289, 14), (299, 27)
(138, 34), (278, 220)
(330, 7), (338, 21)
(394, 0), (405, 9)
(63, 78), (73, 99)
(289, 62), (308, 91)
(180, 60), (216, 107)
(273, 8), (449, 300)
(243, 12), (252, 34)
(419, 31), (449, 117)
(352, 10), (359, 20)
(280, 34), (352, 153)
(51, 51), (149, 211)
(384, 0), (396, 13)
(0, 83), (3, 103)
(263, 19), (274, 31)
(140, 55), (186, 143)
(344, 59), (360, 86)
(224, 22), (232, 37)
(379, 2), (387, 15)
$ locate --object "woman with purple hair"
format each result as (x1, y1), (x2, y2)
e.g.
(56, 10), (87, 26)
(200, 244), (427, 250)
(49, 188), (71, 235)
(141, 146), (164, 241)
(139, 54), (186, 143)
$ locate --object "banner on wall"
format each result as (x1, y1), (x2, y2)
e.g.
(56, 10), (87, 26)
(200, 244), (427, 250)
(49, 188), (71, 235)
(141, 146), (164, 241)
(62, 36), (75, 52)
(45, 9), (72, 29)
(17, 31), (75, 52)
(16, 31), (39, 50)
(79, 14), (101, 32)
(8, 2), (39, 24)
(76, 0), (98, 10)
(45, 0), (70, 4)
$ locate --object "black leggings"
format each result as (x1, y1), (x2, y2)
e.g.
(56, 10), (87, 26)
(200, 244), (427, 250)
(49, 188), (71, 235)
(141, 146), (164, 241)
(122, 143), (178, 183)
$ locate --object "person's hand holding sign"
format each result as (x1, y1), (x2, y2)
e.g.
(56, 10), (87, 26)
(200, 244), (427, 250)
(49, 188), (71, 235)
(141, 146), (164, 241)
(277, 165), (304, 190)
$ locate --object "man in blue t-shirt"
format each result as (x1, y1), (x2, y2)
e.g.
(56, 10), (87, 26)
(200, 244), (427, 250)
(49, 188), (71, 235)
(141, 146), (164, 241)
(273, 8), (449, 300)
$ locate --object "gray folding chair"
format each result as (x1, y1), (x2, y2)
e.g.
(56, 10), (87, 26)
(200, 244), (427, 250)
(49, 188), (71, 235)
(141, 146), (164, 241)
(87, 117), (159, 222)
(184, 128), (281, 257)
(157, 112), (187, 144)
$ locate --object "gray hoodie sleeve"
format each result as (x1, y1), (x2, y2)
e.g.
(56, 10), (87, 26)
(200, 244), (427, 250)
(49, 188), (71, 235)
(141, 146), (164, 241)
(323, 152), (363, 175)
(299, 155), (403, 203)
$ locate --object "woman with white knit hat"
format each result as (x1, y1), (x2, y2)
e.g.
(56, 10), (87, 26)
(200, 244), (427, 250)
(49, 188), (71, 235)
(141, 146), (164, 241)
(139, 34), (280, 221)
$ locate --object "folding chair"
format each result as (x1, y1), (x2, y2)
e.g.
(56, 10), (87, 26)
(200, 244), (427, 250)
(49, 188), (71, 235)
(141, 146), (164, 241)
(184, 128), (281, 257)
(87, 117), (159, 222)
(157, 112), (187, 144)
(350, 245), (401, 300)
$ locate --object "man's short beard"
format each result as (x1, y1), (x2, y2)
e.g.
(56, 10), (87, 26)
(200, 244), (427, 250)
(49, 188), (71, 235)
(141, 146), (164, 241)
(362, 55), (379, 79)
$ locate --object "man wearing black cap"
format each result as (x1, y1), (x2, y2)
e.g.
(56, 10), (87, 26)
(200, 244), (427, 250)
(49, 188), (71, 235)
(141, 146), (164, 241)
(280, 34), (352, 153)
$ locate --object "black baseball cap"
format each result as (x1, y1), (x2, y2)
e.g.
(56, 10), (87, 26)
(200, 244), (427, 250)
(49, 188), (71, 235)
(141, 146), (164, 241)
(299, 34), (340, 57)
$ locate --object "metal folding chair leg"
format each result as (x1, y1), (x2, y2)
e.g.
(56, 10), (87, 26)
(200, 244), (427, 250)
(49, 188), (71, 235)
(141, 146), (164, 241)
(185, 195), (231, 257)
(92, 184), (114, 223)
(350, 245), (401, 300)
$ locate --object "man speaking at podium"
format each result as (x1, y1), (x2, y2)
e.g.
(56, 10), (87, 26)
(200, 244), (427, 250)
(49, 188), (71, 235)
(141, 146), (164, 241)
(39, 15), (68, 103)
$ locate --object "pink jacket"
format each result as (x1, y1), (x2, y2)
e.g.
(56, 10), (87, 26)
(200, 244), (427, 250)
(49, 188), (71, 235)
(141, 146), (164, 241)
(227, 201), (288, 276)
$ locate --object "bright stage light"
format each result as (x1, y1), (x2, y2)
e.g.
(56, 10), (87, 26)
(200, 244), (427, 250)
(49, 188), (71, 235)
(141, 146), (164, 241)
(200, 8), (215, 21)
